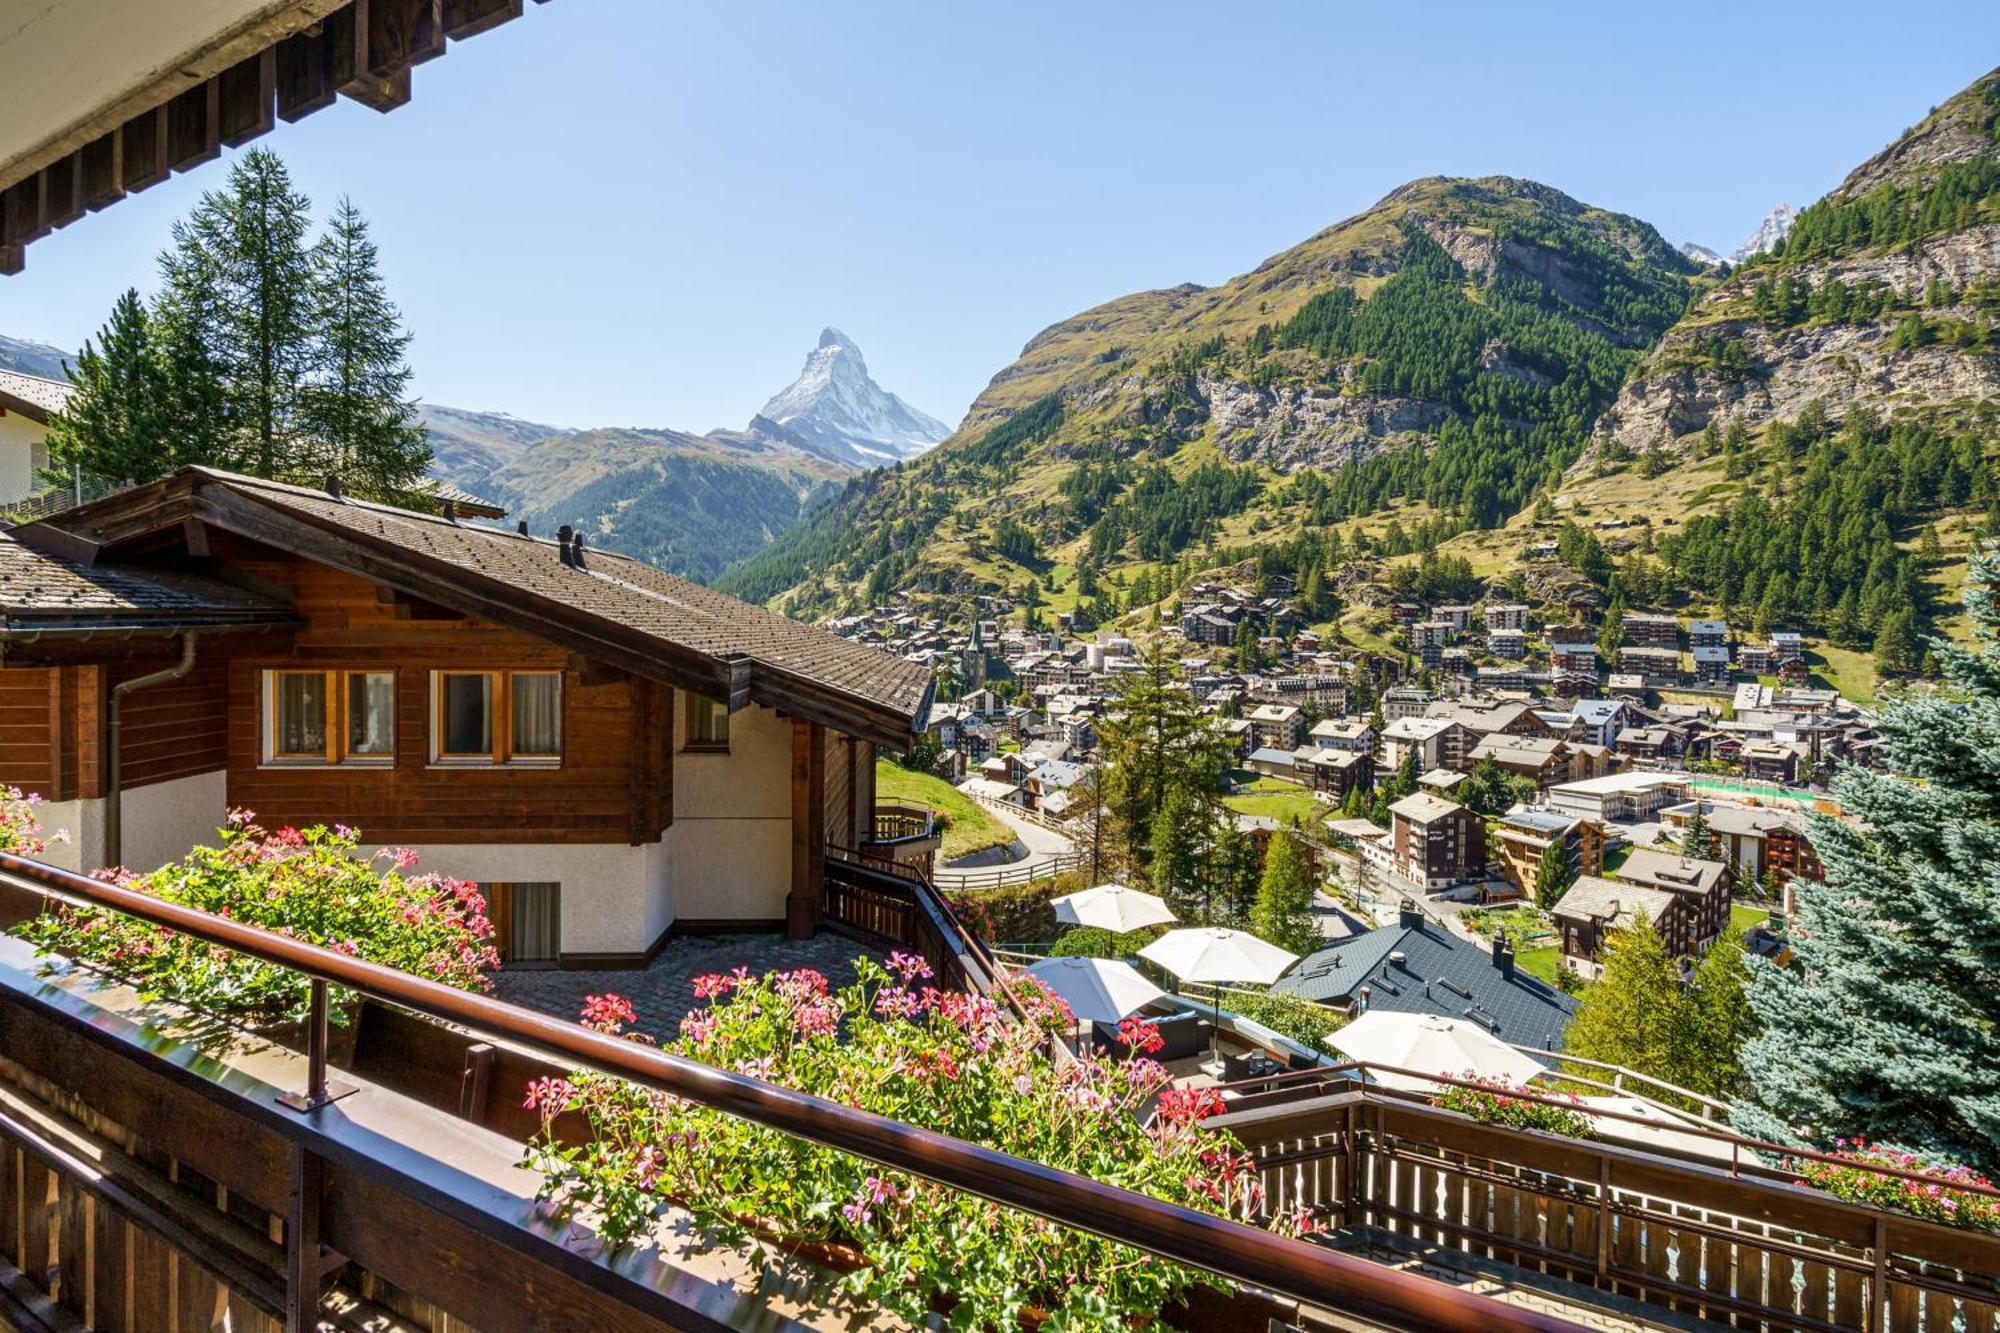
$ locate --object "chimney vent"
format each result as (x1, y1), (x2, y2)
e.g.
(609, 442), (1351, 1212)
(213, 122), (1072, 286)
(556, 525), (575, 567)
(1398, 899), (1424, 930)
(516, 520), (530, 536)
(442, 499), (458, 522)
(571, 532), (587, 567)
(1493, 932), (1516, 980)
(323, 474), (343, 499)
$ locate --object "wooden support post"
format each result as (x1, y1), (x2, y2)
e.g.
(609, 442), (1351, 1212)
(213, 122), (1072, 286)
(789, 718), (825, 940)
(284, 1144), (324, 1333)
(457, 1043), (494, 1125)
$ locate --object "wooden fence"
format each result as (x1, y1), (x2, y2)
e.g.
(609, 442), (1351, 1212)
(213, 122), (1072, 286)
(1219, 1092), (2000, 1333)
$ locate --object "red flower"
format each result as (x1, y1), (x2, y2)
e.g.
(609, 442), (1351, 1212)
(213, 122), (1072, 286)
(581, 993), (637, 1033)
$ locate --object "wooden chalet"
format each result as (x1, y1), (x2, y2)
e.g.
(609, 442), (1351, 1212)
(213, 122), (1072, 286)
(0, 468), (935, 966)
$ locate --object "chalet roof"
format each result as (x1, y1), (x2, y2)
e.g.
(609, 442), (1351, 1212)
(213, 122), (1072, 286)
(1551, 876), (1679, 930)
(1617, 847), (1730, 897)
(18, 468), (932, 748)
(1271, 918), (1576, 1047)
(0, 368), (72, 422)
(0, 534), (293, 631)
(1389, 792), (1464, 824)
(1469, 735), (1566, 763)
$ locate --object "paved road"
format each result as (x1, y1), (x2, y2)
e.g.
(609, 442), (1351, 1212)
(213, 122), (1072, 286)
(933, 800), (1082, 889)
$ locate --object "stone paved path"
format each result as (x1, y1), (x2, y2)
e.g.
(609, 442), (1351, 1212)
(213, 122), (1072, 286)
(491, 932), (883, 1035)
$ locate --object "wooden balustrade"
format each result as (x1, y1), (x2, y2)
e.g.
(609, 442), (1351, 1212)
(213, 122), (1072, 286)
(1218, 1091), (2000, 1333)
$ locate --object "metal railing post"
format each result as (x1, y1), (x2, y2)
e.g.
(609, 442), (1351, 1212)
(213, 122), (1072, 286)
(277, 979), (355, 1112)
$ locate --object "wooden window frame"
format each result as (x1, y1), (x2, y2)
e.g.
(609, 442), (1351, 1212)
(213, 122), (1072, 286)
(261, 669), (396, 767)
(428, 669), (563, 768)
(682, 692), (730, 753)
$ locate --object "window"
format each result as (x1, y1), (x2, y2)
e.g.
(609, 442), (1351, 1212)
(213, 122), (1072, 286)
(685, 693), (729, 750)
(511, 672), (562, 759)
(485, 882), (560, 966)
(264, 670), (394, 765)
(429, 670), (563, 765)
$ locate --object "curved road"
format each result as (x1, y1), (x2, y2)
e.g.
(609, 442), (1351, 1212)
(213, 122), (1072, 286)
(933, 800), (1081, 889)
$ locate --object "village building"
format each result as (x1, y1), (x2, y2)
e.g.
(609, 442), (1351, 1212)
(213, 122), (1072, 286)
(1617, 645), (1682, 683)
(1387, 792), (1486, 889)
(1546, 771), (1693, 824)
(1377, 715), (1457, 775)
(1621, 612), (1681, 647)
(0, 469), (934, 965)
(1483, 603), (1529, 633)
(0, 368), (73, 511)
(1380, 685), (1433, 721)
(1246, 701), (1303, 751)
(1305, 748), (1372, 802)
(1309, 717), (1375, 752)
(1611, 846), (1735, 952)
(1660, 799), (1821, 887)
(1493, 809), (1605, 900)
(1467, 734), (1575, 792)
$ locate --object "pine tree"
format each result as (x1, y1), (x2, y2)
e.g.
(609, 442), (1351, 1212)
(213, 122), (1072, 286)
(194, 147), (320, 478)
(1872, 607), (1921, 675)
(1251, 830), (1319, 957)
(1149, 785), (1211, 923)
(41, 290), (164, 490)
(1598, 592), (1626, 661)
(1533, 840), (1574, 911)
(302, 198), (430, 495)
(1688, 930), (1754, 1100)
(1739, 550), (2000, 1169)
(153, 231), (232, 469)
(1099, 643), (1229, 875)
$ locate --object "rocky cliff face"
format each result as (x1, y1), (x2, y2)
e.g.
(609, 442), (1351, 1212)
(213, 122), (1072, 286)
(1592, 70), (2000, 459)
(1595, 224), (2000, 451)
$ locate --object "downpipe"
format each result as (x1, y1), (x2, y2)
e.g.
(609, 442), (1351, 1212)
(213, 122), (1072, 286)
(104, 631), (197, 868)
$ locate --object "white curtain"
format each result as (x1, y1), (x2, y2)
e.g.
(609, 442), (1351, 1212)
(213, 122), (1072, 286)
(511, 673), (561, 756)
(511, 883), (560, 963)
(347, 672), (395, 756)
(276, 673), (326, 754)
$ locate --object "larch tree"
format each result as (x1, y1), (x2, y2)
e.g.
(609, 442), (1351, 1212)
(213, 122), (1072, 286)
(1738, 551), (2000, 1171)
(1251, 829), (1320, 958)
(1570, 916), (1753, 1104)
(303, 198), (430, 494)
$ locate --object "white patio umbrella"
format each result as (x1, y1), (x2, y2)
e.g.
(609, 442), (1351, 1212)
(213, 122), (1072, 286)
(1329, 1011), (1550, 1093)
(1137, 927), (1299, 988)
(1022, 956), (1166, 1027)
(1051, 883), (1177, 935)
(1579, 1096), (1736, 1163)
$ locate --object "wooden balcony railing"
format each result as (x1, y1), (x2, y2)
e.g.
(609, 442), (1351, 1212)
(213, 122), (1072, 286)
(1213, 1066), (2000, 1333)
(0, 847), (1571, 1333)
(868, 800), (937, 844)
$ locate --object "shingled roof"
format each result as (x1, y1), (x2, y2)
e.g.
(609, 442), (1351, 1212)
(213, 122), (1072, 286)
(16, 468), (933, 747)
(0, 534), (293, 631)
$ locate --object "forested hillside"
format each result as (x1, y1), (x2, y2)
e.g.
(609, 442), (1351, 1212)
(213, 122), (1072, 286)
(721, 176), (1702, 616)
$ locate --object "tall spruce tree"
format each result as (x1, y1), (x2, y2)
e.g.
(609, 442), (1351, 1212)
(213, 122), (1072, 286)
(1739, 551), (2000, 1169)
(42, 291), (163, 491)
(303, 198), (430, 493)
(1099, 643), (1228, 874)
(1251, 830), (1319, 957)
(195, 147), (319, 477)
(1532, 841), (1574, 911)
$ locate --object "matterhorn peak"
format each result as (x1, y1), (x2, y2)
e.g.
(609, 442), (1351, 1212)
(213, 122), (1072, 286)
(752, 328), (950, 470)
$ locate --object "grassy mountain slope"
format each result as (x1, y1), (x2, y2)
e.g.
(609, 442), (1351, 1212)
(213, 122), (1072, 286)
(722, 176), (1702, 615)
(1430, 67), (2000, 697)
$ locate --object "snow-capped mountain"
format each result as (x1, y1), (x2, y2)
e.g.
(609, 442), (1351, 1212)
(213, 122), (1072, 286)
(1680, 241), (1727, 266)
(752, 327), (949, 469)
(1729, 203), (1799, 265)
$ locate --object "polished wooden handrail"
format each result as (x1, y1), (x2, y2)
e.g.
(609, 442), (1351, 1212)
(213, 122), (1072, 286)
(0, 848), (1578, 1332)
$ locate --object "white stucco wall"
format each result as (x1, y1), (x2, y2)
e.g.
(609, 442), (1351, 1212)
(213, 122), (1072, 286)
(35, 770), (228, 874)
(0, 412), (46, 506)
(667, 700), (794, 924)
(398, 841), (673, 958)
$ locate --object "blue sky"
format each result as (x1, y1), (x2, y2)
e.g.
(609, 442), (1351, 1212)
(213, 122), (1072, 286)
(4, 2), (1997, 434)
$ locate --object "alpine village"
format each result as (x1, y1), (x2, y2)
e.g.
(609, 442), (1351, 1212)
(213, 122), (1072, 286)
(0, 8), (1995, 1332)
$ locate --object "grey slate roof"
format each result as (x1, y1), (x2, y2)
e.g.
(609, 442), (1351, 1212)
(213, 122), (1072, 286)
(1271, 918), (1577, 1051)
